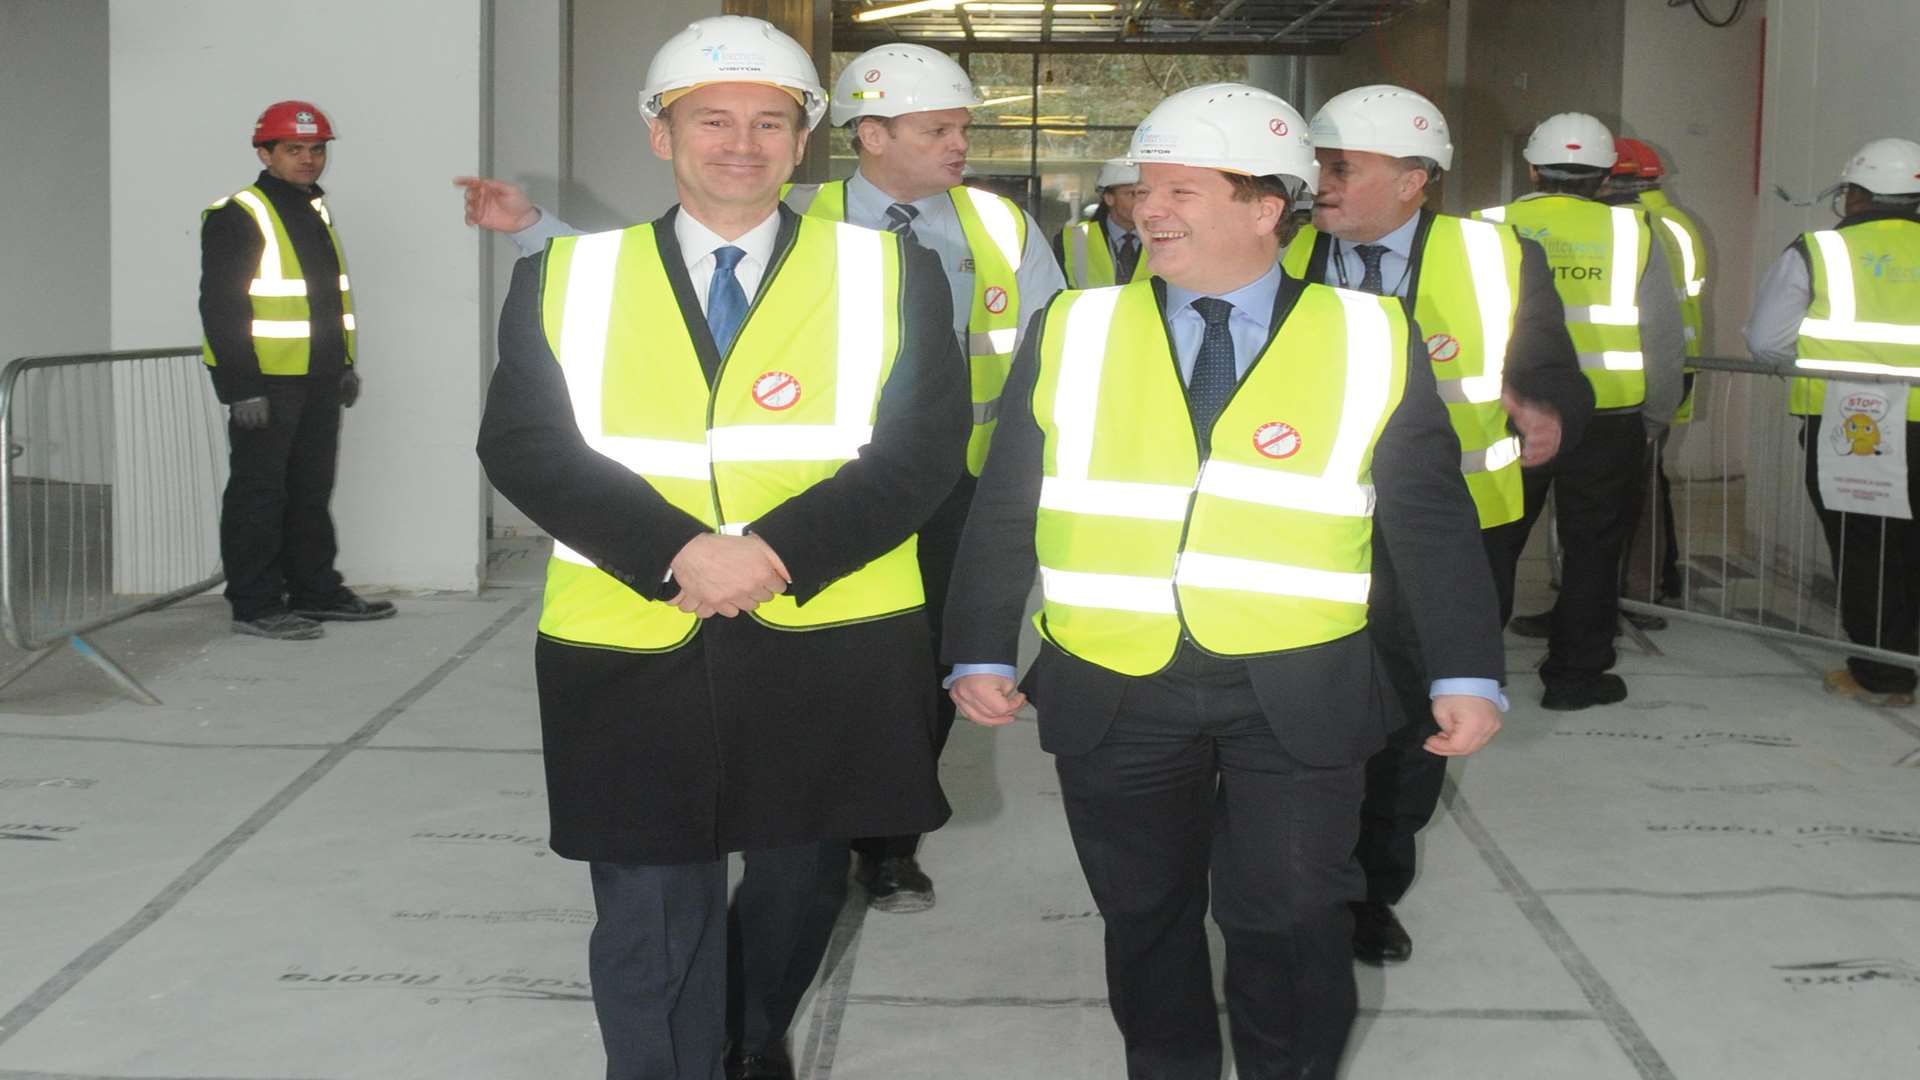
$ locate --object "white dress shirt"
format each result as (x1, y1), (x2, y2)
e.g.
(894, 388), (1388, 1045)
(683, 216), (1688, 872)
(675, 206), (781, 312)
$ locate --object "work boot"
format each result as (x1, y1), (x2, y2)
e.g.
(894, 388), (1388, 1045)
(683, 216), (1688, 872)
(232, 611), (325, 641)
(855, 854), (935, 914)
(292, 589), (397, 622)
(1822, 669), (1916, 708)
(1540, 674), (1628, 711)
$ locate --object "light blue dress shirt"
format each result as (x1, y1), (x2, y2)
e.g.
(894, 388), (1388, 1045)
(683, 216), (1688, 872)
(949, 261), (1506, 711)
(1323, 210), (1422, 299)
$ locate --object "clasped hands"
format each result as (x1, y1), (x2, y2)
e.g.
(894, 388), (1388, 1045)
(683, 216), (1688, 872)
(668, 533), (791, 619)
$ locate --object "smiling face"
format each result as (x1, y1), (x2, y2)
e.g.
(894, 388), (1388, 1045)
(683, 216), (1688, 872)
(855, 107), (972, 201)
(1133, 163), (1288, 293)
(256, 140), (329, 188)
(1311, 147), (1426, 242)
(648, 82), (809, 229)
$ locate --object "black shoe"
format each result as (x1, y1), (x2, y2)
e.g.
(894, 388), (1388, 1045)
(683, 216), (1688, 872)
(855, 854), (936, 913)
(291, 590), (396, 622)
(1540, 674), (1628, 712)
(1620, 608), (1668, 632)
(1507, 611), (1552, 638)
(1350, 901), (1412, 965)
(231, 611), (324, 640)
(725, 1052), (794, 1080)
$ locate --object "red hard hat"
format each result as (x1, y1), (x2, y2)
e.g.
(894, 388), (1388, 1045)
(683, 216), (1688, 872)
(252, 100), (335, 146)
(1612, 137), (1664, 178)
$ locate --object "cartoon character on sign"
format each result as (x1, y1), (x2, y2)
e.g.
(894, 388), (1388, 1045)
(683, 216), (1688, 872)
(1831, 391), (1890, 456)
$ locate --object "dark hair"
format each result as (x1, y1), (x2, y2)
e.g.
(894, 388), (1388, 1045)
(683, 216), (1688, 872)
(1536, 165), (1609, 198)
(1224, 172), (1294, 205)
(256, 140), (278, 152)
(1397, 155), (1441, 185)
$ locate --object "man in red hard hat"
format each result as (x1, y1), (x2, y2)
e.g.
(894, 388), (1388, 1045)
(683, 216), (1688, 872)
(199, 100), (393, 641)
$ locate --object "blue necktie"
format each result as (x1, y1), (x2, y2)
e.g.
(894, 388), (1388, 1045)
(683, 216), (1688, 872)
(1187, 297), (1237, 454)
(707, 245), (748, 355)
(1354, 243), (1388, 295)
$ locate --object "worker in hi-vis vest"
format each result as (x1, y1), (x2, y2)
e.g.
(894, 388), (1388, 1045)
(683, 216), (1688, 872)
(1475, 112), (1686, 712)
(1745, 137), (1920, 709)
(1283, 84), (1591, 970)
(462, 39), (1065, 919)
(1054, 157), (1150, 287)
(473, 18), (968, 1079)
(946, 83), (1505, 1079)
(199, 99), (394, 642)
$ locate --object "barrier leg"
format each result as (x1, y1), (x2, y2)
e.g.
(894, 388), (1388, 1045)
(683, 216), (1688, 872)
(68, 635), (162, 706)
(0, 645), (58, 696)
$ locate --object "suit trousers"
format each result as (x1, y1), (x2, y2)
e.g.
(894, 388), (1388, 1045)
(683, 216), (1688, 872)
(1500, 410), (1647, 688)
(219, 377), (347, 620)
(1353, 522), (1520, 906)
(1802, 415), (1920, 694)
(1054, 645), (1366, 1080)
(588, 840), (850, 1080)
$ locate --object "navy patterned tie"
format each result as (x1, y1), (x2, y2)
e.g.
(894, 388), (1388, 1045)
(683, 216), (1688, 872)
(885, 202), (920, 239)
(1354, 243), (1388, 295)
(707, 246), (748, 356)
(1187, 297), (1237, 454)
(1116, 232), (1141, 282)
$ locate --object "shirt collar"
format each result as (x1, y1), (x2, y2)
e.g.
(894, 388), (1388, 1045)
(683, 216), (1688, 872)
(675, 205), (781, 269)
(1341, 209), (1421, 261)
(848, 168), (949, 219)
(1164, 262), (1282, 330)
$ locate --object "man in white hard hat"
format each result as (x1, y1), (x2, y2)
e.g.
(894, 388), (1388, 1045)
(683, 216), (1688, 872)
(474, 17), (968, 1080)
(1475, 112), (1686, 712)
(946, 83), (1505, 1080)
(1746, 136), (1920, 708)
(1284, 84), (1591, 967)
(1054, 157), (1148, 287)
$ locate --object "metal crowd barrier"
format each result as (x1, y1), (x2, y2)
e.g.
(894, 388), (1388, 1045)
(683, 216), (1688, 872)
(1, 348), (227, 704)
(1621, 354), (1920, 672)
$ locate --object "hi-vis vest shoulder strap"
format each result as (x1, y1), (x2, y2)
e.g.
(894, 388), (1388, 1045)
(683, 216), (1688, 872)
(1792, 219), (1920, 421)
(1029, 279), (1408, 677)
(1283, 218), (1524, 528)
(1061, 219), (1148, 289)
(1477, 197), (1649, 409)
(534, 215), (922, 652)
(1638, 190), (1706, 423)
(201, 185), (356, 375)
(785, 179), (1025, 476)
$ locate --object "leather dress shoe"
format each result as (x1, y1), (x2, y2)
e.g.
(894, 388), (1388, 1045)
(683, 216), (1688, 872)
(1507, 611), (1552, 638)
(855, 854), (936, 913)
(1350, 901), (1412, 965)
(725, 1052), (794, 1080)
(1540, 673), (1628, 711)
(291, 589), (396, 622)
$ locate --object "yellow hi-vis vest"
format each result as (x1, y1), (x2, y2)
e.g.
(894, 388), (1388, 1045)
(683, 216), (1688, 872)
(1284, 216), (1525, 528)
(1639, 189), (1705, 423)
(1791, 218), (1920, 421)
(1477, 196), (1651, 410)
(1060, 219), (1150, 289)
(201, 185), (357, 375)
(535, 216), (922, 652)
(784, 180), (1024, 475)
(1030, 280), (1409, 677)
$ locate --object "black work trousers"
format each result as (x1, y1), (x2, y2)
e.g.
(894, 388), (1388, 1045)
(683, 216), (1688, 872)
(219, 377), (346, 620)
(1354, 521), (1520, 906)
(1802, 415), (1920, 694)
(1055, 646), (1366, 1080)
(1499, 410), (1648, 689)
(852, 476), (972, 862)
(588, 840), (849, 1080)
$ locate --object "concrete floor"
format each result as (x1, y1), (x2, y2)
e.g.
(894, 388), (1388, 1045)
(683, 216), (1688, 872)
(2, 549), (1918, 1079)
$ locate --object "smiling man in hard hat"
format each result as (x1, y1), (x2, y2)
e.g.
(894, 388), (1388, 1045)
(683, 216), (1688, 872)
(475, 16), (968, 1079)
(945, 83), (1505, 1080)
(1283, 84), (1591, 969)
(1055, 157), (1149, 287)
(1746, 137), (1920, 709)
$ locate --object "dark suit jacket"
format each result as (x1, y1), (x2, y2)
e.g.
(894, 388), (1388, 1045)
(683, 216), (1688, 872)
(1292, 208), (1594, 455)
(942, 274), (1504, 768)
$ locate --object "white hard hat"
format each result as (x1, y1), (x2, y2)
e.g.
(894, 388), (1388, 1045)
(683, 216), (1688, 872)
(1524, 112), (1615, 169)
(1127, 83), (1319, 193)
(640, 16), (827, 129)
(1310, 84), (1453, 171)
(1840, 137), (1920, 196)
(830, 43), (979, 127)
(1095, 158), (1139, 189)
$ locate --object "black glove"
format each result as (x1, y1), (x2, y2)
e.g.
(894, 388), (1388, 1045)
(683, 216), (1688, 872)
(341, 368), (361, 408)
(230, 396), (270, 430)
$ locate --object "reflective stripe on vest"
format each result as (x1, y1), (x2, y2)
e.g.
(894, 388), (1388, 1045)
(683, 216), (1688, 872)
(1478, 198), (1647, 408)
(1284, 217), (1524, 527)
(1792, 220), (1920, 420)
(1062, 219), (1148, 289)
(535, 217), (921, 651)
(201, 186), (356, 374)
(787, 179), (1024, 475)
(1030, 280), (1407, 677)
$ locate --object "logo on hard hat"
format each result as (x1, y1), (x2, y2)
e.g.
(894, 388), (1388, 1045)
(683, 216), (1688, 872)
(295, 110), (315, 124)
(1269, 118), (1290, 137)
(1413, 116), (1429, 131)
(1565, 142), (1583, 150)
(702, 45), (726, 62)
(864, 69), (882, 83)
(1252, 422), (1301, 460)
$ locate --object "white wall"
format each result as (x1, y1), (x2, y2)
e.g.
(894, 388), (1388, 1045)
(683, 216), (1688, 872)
(109, 0), (490, 593)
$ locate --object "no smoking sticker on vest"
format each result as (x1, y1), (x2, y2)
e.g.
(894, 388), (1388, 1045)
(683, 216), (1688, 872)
(751, 371), (801, 411)
(983, 286), (1009, 315)
(1253, 422), (1301, 459)
(1425, 333), (1461, 362)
